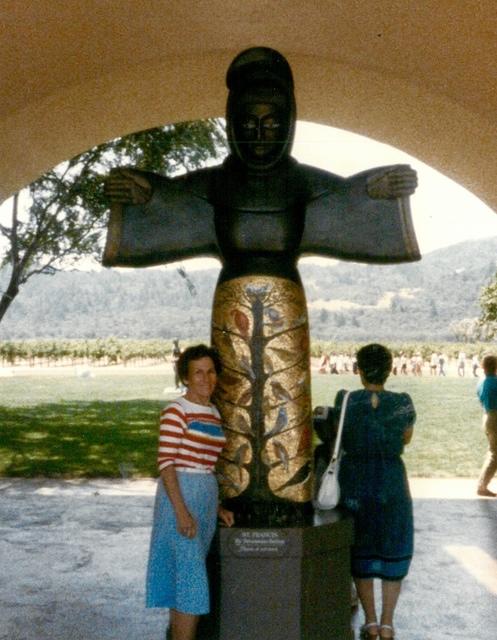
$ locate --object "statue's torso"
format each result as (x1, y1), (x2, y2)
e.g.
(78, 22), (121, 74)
(208, 159), (315, 521)
(209, 159), (308, 283)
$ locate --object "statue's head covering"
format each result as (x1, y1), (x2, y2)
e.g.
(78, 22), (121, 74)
(226, 47), (296, 170)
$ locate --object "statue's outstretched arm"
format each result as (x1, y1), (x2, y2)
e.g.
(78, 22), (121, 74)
(300, 164), (420, 264)
(102, 168), (218, 267)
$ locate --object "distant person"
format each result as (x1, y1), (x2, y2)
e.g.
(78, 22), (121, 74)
(400, 353), (408, 375)
(172, 339), (182, 389)
(329, 354), (339, 374)
(430, 352), (438, 376)
(438, 353), (446, 377)
(392, 354), (400, 376)
(475, 354), (497, 497)
(343, 354), (352, 373)
(146, 344), (234, 640)
(413, 353), (423, 377)
(409, 355), (417, 376)
(457, 351), (466, 377)
(472, 354), (479, 378)
(335, 344), (416, 639)
(318, 353), (330, 374)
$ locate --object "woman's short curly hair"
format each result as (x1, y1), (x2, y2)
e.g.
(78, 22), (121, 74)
(177, 344), (223, 384)
(356, 343), (392, 385)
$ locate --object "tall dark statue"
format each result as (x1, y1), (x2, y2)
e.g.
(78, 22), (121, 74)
(103, 47), (420, 526)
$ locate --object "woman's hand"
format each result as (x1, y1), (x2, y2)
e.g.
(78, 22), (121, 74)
(176, 507), (198, 539)
(218, 506), (235, 527)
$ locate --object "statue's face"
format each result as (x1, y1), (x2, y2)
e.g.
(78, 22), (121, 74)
(227, 82), (292, 169)
(233, 102), (285, 166)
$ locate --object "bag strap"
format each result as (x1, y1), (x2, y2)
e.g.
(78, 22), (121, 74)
(330, 391), (350, 462)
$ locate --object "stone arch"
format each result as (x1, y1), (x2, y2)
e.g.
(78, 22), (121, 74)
(0, 2), (495, 213)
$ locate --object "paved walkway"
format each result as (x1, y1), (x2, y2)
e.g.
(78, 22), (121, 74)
(1, 478), (496, 640)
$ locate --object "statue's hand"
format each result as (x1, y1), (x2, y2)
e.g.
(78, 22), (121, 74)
(103, 168), (152, 205)
(367, 165), (418, 199)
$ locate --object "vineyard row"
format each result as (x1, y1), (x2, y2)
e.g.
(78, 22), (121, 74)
(0, 338), (494, 367)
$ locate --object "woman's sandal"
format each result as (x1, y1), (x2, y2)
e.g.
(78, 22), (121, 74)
(379, 624), (395, 639)
(360, 622), (379, 639)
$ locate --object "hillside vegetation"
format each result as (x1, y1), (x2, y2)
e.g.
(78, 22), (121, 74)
(1, 236), (496, 341)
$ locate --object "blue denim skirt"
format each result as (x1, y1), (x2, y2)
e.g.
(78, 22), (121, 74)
(146, 472), (218, 614)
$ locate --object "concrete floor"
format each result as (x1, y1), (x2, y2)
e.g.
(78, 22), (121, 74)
(1, 477), (496, 640)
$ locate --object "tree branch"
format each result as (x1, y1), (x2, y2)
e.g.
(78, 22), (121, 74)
(263, 415), (311, 442)
(212, 325), (247, 342)
(263, 322), (307, 345)
(0, 223), (11, 238)
(10, 193), (20, 266)
(219, 363), (251, 380)
(270, 355), (308, 378)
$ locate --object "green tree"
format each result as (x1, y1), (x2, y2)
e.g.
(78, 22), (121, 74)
(479, 276), (497, 339)
(0, 119), (226, 324)
(450, 317), (483, 342)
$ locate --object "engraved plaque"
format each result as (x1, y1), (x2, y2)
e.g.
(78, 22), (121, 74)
(228, 529), (291, 557)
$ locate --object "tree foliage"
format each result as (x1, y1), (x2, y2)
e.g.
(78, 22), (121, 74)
(0, 119), (227, 323)
(479, 275), (497, 338)
(449, 317), (483, 343)
(1, 237), (494, 343)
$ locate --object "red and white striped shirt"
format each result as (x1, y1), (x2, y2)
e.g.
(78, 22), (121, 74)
(158, 396), (226, 473)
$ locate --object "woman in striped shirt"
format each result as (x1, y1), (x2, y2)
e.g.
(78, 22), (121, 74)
(146, 344), (234, 640)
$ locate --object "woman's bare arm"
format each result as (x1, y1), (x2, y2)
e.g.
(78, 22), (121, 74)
(403, 426), (414, 445)
(160, 467), (197, 538)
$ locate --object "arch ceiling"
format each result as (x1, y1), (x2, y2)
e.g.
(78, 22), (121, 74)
(1, 0), (496, 211)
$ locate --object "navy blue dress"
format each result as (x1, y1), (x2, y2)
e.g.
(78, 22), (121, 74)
(335, 389), (415, 580)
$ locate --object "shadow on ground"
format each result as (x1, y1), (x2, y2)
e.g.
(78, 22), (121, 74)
(0, 400), (163, 477)
(1, 479), (496, 640)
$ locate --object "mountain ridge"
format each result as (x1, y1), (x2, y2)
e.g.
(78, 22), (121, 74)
(1, 236), (497, 341)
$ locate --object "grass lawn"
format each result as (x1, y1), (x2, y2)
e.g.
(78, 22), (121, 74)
(312, 373), (485, 478)
(0, 369), (487, 478)
(0, 372), (168, 478)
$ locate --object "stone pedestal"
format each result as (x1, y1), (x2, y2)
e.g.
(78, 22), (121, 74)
(199, 509), (354, 640)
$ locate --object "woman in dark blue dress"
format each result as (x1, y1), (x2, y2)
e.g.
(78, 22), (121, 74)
(335, 344), (415, 640)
